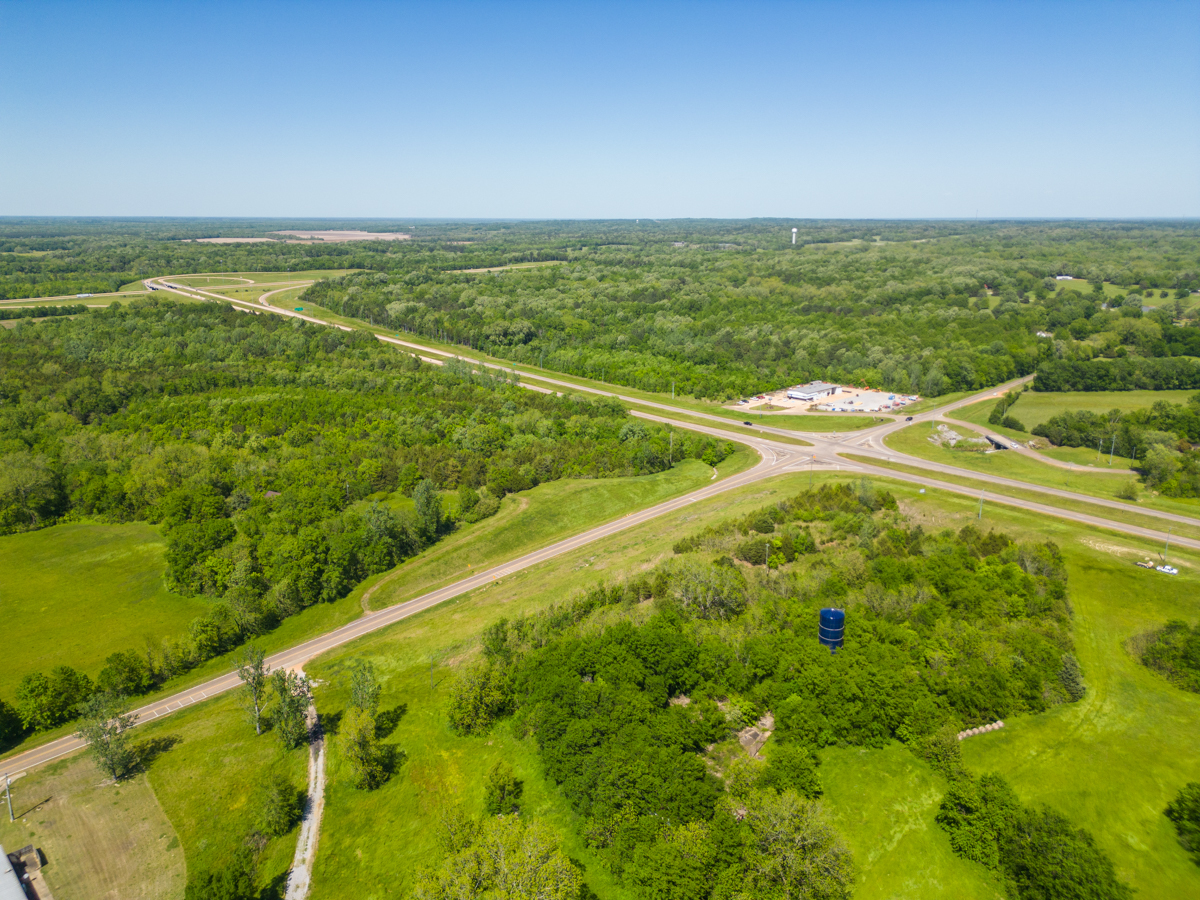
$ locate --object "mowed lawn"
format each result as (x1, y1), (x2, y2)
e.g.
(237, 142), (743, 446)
(0, 523), (210, 698)
(0, 752), (186, 900)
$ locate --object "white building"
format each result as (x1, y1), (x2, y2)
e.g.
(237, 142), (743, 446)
(787, 381), (840, 402)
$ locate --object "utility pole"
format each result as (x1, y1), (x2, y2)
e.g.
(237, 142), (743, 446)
(1096, 437), (1102, 463)
(978, 489), (985, 520)
(809, 455), (814, 487)
(1164, 528), (1172, 562)
(4, 772), (12, 822)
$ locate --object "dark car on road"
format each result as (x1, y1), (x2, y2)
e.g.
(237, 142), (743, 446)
(905, 416), (913, 421)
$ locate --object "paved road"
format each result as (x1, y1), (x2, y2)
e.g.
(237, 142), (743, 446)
(7, 278), (1199, 775)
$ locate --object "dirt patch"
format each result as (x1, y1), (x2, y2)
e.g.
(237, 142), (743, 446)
(929, 423), (989, 450)
(737, 713), (775, 759)
(269, 231), (411, 242)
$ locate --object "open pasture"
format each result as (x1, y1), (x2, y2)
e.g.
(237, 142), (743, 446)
(953, 389), (1200, 433)
(0, 523), (210, 699)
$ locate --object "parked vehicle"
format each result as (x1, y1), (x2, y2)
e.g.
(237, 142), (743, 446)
(1156, 565), (1179, 575)
(1136, 560), (1155, 569)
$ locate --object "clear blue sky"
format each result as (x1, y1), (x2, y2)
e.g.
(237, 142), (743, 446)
(1, 0), (1197, 218)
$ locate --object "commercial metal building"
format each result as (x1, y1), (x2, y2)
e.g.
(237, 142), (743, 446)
(786, 381), (840, 402)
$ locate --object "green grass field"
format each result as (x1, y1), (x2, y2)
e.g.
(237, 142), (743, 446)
(953, 389), (1199, 434)
(0, 523), (210, 699)
(0, 752), (186, 900)
(362, 454), (756, 611)
(821, 742), (1007, 899)
(959, 510), (1200, 897)
(883, 422), (1200, 520)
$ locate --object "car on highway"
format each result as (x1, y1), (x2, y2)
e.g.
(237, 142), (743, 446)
(905, 416), (913, 421)
(743, 421), (754, 426)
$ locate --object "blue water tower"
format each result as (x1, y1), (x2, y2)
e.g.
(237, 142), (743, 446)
(819, 608), (845, 651)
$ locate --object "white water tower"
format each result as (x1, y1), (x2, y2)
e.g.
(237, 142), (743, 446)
(792, 227), (798, 245)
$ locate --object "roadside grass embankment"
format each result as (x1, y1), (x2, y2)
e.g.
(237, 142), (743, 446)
(841, 453), (1200, 544)
(0, 455), (752, 761)
(882, 422), (1200, 521)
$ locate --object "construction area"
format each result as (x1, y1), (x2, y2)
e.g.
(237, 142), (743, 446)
(733, 381), (920, 415)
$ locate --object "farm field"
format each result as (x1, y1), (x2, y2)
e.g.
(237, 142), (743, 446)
(0, 523), (210, 699)
(883, 422), (1200, 519)
(0, 752), (186, 900)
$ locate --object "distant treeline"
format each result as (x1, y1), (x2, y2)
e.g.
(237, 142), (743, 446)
(0, 303), (87, 320)
(1034, 357), (1200, 392)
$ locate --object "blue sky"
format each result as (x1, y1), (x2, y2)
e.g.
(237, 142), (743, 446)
(1, 1), (1197, 217)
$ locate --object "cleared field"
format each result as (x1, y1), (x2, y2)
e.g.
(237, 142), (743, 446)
(954, 389), (1199, 433)
(883, 422), (1200, 519)
(0, 523), (210, 699)
(821, 742), (1006, 899)
(961, 523), (1200, 896)
(0, 753), (186, 900)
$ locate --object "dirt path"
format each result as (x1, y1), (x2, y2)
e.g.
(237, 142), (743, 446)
(284, 678), (326, 900)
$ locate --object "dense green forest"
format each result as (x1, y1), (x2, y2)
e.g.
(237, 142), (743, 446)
(427, 483), (1119, 900)
(3, 219), (1198, 401)
(0, 300), (731, 740)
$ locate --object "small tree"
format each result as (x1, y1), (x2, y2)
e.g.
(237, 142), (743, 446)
(272, 669), (310, 750)
(342, 706), (384, 789)
(77, 693), (139, 781)
(1165, 782), (1200, 858)
(255, 771), (304, 837)
(349, 659), (381, 717)
(412, 478), (444, 543)
(483, 760), (522, 815)
(235, 645), (270, 736)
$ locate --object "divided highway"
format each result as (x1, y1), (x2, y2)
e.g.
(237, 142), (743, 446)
(6, 276), (1199, 775)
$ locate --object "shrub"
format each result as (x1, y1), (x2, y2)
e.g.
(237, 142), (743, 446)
(255, 772), (305, 837)
(446, 664), (512, 735)
(1165, 782), (1200, 858)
